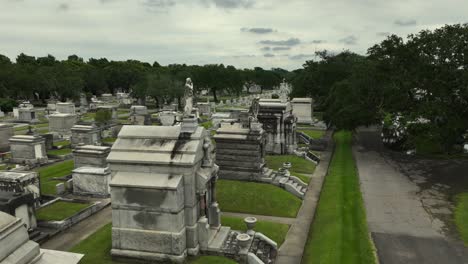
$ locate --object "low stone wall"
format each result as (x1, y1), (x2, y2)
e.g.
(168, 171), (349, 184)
(37, 198), (109, 231)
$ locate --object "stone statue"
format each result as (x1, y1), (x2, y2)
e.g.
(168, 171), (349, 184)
(184, 78), (194, 117)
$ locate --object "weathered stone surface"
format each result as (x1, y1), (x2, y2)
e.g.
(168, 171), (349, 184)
(9, 135), (48, 165)
(49, 113), (77, 137)
(70, 125), (101, 147)
(0, 123), (14, 152)
(73, 145), (110, 169)
(72, 167), (111, 196)
(291, 98), (313, 124)
(0, 212), (83, 263)
(257, 99), (297, 154)
(109, 125), (224, 262)
(55, 102), (75, 114)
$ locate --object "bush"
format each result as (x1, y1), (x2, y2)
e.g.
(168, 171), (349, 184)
(0, 98), (18, 112)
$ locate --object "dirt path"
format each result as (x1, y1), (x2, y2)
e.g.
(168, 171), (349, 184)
(41, 206), (112, 251)
(354, 126), (468, 263)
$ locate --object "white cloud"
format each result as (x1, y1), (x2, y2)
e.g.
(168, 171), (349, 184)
(0, 0), (467, 70)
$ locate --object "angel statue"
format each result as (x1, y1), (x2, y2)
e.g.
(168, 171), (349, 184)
(184, 78), (194, 117)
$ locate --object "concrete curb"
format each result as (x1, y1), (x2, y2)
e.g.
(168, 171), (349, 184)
(276, 130), (335, 264)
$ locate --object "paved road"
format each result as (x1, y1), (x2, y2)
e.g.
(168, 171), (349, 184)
(354, 127), (468, 264)
(41, 206), (112, 251)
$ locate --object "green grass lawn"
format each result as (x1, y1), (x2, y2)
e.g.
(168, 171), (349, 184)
(201, 120), (213, 129)
(221, 216), (289, 246)
(102, 137), (117, 143)
(266, 155), (316, 183)
(47, 148), (72, 156)
(217, 180), (301, 218)
(299, 130), (325, 139)
(36, 160), (74, 195)
(71, 223), (237, 264)
(53, 140), (70, 147)
(455, 193), (468, 245)
(37, 201), (90, 221)
(303, 131), (375, 264)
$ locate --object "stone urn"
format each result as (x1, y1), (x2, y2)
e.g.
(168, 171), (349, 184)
(236, 233), (251, 250)
(244, 217), (257, 235)
(282, 162), (292, 170)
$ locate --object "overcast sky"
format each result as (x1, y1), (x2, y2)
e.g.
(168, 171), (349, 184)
(0, 0), (467, 70)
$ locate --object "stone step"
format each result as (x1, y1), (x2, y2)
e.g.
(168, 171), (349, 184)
(208, 226), (231, 251)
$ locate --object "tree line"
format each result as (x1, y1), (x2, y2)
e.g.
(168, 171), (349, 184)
(0, 54), (288, 109)
(291, 24), (468, 154)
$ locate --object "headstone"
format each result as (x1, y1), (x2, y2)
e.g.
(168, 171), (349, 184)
(17, 108), (37, 123)
(49, 113), (77, 137)
(0, 124), (14, 152)
(71, 125), (101, 147)
(56, 183), (65, 194)
(41, 133), (54, 150)
(97, 105), (118, 120)
(291, 98), (313, 124)
(0, 110), (4, 118)
(56, 102), (76, 114)
(9, 135), (48, 165)
(107, 126), (226, 262)
(0, 212), (83, 263)
(197, 102), (211, 116)
(73, 145), (110, 169)
(129, 106), (150, 125)
(130, 105), (148, 115)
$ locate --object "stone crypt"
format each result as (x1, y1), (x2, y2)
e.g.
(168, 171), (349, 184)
(9, 135), (48, 165)
(107, 78), (278, 264)
(257, 99), (297, 155)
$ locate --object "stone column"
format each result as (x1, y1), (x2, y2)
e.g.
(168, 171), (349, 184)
(207, 176), (220, 229)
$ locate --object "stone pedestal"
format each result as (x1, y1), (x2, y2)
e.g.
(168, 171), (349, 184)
(0, 124), (14, 152)
(9, 135), (48, 165)
(159, 111), (177, 126)
(291, 98), (313, 124)
(73, 145), (110, 169)
(197, 103), (211, 116)
(56, 102), (76, 114)
(49, 113), (77, 137)
(214, 123), (267, 181)
(71, 125), (101, 147)
(108, 125), (223, 263)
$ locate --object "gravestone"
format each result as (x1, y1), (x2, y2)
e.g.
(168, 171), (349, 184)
(291, 98), (313, 124)
(72, 145), (111, 196)
(0, 212), (84, 263)
(197, 102), (211, 116)
(97, 105), (118, 120)
(0, 110), (4, 118)
(129, 105), (150, 125)
(9, 135), (48, 165)
(56, 102), (75, 114)
(41, 133), (54, 150)
(73, 145), (110, 169)
(17, 108), (37, 123)
(0, 171), (40, 229)
(0, 124), (14, 152)
(71, 125), (101, 147)
(257, 99), (297, 154)
(107, 125), (226, 263)
(49, 113), (77, 137)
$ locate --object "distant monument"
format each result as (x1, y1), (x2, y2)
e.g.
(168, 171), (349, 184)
(184, 78), (194, 117)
